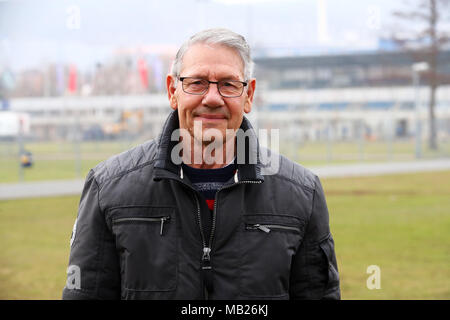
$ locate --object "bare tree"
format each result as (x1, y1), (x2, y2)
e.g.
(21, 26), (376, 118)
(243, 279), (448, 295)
(391, 0), (450, 150)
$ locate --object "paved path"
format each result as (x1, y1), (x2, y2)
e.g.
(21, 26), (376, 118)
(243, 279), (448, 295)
(309, 158), (450, 178)
(0, 179), (85, 200)
(1, 159), (450, 200)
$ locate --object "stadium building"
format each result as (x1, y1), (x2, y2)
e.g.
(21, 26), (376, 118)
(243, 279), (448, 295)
(5, 50), (450, 142)
(253, 49), (450, 142)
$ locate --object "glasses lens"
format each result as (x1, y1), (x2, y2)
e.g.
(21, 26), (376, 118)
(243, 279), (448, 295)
(183, 78), (208, 94)
(218, 80), (244, 97)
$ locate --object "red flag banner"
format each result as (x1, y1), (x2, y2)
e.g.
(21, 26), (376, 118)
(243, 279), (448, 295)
(138, 58), (149, 90)
(68, 65), (77, 94)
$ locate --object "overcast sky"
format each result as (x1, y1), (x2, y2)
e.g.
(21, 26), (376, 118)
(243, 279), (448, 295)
(0, 0), (402, 71)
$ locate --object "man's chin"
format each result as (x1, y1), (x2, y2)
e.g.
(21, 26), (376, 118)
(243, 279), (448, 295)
(200, 127), (226, 143)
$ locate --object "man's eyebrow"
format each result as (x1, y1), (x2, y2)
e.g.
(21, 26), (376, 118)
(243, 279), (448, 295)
(221, 75), (242, 81)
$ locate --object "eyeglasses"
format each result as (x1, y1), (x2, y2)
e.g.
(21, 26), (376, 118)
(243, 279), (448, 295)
(179, 77), (248, 98)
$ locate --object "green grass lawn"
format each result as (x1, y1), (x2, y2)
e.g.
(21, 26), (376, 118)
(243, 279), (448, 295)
(0, 170), (449, 299)
(323, 171), (450, 299)
(0, 140), (139, 182)
(1, 139), (449, 182)
(282, 139), (450, 164)
(0, 196), (79, 299)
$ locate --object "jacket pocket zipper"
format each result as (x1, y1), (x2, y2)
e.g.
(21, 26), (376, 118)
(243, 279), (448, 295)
(112, 216), (171, 236)
(245, 223), (300, 233)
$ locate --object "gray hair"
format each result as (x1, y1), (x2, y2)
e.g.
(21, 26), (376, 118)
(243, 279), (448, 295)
(171, 28), (254, 82)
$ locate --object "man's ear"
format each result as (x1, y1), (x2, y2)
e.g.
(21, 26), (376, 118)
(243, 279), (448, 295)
(166, 74), (178, 110)
(244, 78), (256, 114)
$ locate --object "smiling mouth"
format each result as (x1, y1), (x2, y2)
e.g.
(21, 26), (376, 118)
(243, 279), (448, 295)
(195, 114), (227, 121)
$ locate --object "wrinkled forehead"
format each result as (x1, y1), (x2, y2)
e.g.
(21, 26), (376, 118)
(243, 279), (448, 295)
(180, 43), (245, 79)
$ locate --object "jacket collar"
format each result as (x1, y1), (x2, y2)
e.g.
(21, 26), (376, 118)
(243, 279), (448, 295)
(154, 110), (264, 183)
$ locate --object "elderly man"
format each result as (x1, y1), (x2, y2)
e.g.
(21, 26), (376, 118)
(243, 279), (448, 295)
(62, 28), (340, 300)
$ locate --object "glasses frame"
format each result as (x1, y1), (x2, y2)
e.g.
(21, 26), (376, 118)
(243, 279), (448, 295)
(179, 77), (248, 98)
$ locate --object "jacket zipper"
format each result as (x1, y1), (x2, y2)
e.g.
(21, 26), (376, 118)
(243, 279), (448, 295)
(193, 194), (210, 267)
(159, 169), (263, 299)
(171, 172), (263, 270)
(197, 178), (262, 299)
(112, 216), (171, 236)
(245, 223), (300, 233)
(192, 191), (212, 300)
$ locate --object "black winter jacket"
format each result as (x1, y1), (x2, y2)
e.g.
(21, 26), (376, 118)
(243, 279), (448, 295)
(62, 111), (340, 300)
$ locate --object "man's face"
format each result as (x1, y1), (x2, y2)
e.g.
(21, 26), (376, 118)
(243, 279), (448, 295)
(167, 43), (256, 145)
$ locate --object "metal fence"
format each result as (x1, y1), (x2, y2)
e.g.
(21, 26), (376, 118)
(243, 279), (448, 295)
(1, 112), (449, 183)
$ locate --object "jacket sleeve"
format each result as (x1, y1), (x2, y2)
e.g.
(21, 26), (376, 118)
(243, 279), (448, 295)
(62, 169), (121, 299)
(289, 175), (341, 300)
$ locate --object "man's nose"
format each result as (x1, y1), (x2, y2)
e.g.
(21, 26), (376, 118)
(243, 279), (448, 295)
(202, 83), (224, 107)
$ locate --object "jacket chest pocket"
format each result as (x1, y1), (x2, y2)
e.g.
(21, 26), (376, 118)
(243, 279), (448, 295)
(239, 214), (304, 299)
(109, 206), (177, 293)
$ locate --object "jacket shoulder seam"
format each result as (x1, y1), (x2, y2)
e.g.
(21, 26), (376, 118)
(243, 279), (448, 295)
(96, 159), (157, 192)
(273, 155), (316, 192)
(270, 173), (314, 193)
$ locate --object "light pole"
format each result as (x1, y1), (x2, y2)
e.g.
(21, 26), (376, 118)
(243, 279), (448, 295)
(412, 62), (429, 159)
